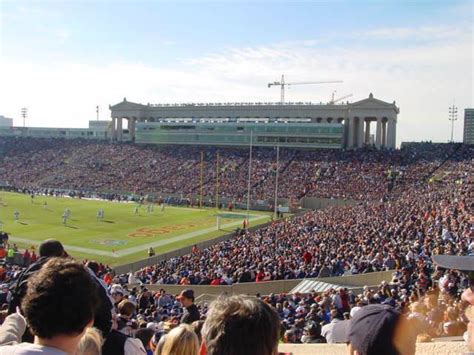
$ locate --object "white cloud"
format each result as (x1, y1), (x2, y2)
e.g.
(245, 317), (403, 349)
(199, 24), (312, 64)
(0, 23), (471, 145)
(355, 24), (470, 41)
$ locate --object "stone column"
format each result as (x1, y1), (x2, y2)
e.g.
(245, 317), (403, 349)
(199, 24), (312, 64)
(111, 117), (117, 141)
(357, 117), (364, 148)
(365, 120), (371, 145)
(130, 118), (136, 141)
(375, 117), (382, 149)
(343, 118), (349, 148)
(117, 117), (123, 141)
(382, 120), (387, 147)
(387, 118), (396, 149)
(347, 117), (354, 148)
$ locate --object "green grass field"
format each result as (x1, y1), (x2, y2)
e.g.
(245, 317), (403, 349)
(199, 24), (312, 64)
(0, 192), (271, 266)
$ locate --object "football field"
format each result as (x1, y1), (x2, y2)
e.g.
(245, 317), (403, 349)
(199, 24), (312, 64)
(0, 192), (271, 266)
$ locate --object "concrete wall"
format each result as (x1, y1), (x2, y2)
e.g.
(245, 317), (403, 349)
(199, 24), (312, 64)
(128, 271), (394, 297)
(278, 342), (467, 355)
(300, 197), (358, 209)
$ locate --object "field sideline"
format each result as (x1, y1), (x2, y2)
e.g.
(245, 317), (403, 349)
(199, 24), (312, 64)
(0, 192), (271, 266)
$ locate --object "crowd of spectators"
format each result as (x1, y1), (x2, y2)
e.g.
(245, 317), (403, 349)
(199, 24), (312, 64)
(0, 139), (472, 352)
(0, 137), (464, 202)
(125, 145), (471, 287)
(103, 143), (471, 344)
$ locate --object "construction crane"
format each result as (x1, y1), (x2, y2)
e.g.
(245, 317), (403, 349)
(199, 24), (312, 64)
(329, 91), (353, 104)
(268, 74), (343, 103)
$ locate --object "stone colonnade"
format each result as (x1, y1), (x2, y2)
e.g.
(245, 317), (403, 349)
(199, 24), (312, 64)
(346, 116), (397, 149)
(110, 116), (140, 141)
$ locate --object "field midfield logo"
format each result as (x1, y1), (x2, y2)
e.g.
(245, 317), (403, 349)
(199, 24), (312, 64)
(128, 221), (206, 238)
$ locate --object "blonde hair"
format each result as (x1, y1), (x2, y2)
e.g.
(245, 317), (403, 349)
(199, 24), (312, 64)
(76, 327), (103, 355)
(159, 324), (199, 355)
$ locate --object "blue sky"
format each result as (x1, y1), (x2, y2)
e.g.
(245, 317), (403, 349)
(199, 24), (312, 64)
(0, 0), (472, 143)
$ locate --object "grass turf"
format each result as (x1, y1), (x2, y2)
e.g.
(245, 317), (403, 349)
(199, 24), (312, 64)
(0, 191), (271, 266)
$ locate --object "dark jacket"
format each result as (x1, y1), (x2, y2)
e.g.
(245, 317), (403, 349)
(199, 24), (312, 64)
(181, 304), (200, 324)
(8, 257), (113, 339)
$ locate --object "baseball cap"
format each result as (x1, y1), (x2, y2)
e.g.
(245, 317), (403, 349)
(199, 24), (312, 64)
(111, 284), (127, 296)
(176, 289), (194, 301)
(348, 304), (402, 355)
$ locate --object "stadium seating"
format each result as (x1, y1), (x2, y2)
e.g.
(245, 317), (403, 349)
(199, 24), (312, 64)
(0, 138), (472, 347)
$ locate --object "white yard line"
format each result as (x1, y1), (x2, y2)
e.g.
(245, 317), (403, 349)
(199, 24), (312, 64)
(9, 214), (268, 258)
(8, 236), (114, 257)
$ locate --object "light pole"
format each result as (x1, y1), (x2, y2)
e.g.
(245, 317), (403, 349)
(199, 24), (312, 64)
(21, 108), (28, 127)
(449, 104), (458, 143)
(273, 144), (280, 220)
(246, 131), (253, 219)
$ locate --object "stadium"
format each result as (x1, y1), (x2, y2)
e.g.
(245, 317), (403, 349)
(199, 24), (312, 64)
(0, 1), (472, 352)
(0, 93), (400, 266)
(0, 91), (472, 353)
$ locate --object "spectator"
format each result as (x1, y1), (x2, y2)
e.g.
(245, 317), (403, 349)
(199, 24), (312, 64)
(201, 295), (280, 355)
(8, 239), (66, 318)
(116, 300), (136, 336)
(189, 320), (203, 345)
(0, 258), (99, 354)
(160, 324), (199, 355)
(0, 312), (26, 346)
(177, 290), (200, 324)
(301, 321), (326, 343)
(76, 327), (104, 355)
(135, 328), (154, 355)
(321, 309), (344, 343)
(347, 304), (417, 355)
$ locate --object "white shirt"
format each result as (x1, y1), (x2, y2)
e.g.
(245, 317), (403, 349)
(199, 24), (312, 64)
(321, 319), (340, 343)
(0, 343), (66, 354)
(124, 338), (147, 355)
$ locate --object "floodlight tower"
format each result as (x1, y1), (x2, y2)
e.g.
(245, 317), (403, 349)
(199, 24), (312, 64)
(21, 108), (28, 127)
(449, 103), (458, 143)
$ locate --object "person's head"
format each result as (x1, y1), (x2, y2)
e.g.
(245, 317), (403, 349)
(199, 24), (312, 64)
(135, 327), (155, 351)
(177, 289), (195, 308)
(160, 324), (199, 355)
(86, 261), (100, 276)
(38, 239), (65, 258)
(153, 333), (167, 355)
(21, 258), (99, 348)
(75, 327), (103, 355)
(347, 304), (416, 355)
(191, 320), (205, 344)
(305, 321), (322, 338)
(118, 299), (136, 318)
(330, 309), (340, 321)
(110, 284), (126, 304)
(284, 328), (298, 343)
(202, 295), (280, 355)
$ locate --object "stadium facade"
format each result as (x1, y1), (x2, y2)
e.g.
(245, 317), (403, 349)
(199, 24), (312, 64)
(0, 93), (399, 149)
(109, 93), (399, 149)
